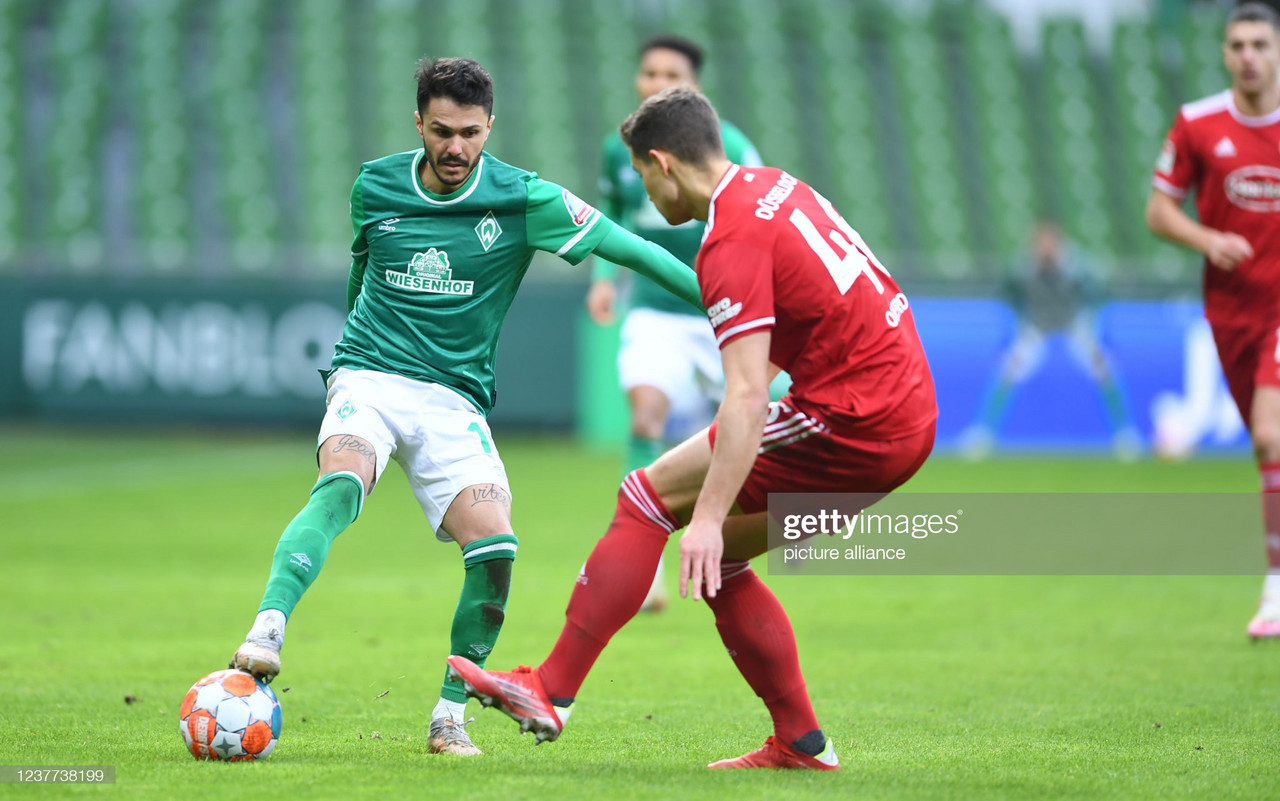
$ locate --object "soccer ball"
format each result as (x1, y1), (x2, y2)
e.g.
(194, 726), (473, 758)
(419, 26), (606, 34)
(179, 669), (282, 761)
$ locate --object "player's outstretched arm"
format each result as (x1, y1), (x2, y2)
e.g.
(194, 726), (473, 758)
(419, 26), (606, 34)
(1146, 188), (1253, 271)
(591, 225), (704, 312)
(681, 331), (772, 602)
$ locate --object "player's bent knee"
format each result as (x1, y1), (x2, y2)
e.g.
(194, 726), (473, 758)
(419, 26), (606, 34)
(1253, 426), (1280, 463)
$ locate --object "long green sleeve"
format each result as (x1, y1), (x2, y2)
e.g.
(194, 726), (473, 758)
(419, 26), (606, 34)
(346, 255), (367, 312)
(590, 143), (625, 283)
(590, 225), (704, 312)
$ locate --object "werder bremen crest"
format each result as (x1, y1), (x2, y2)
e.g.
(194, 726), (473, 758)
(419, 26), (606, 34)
(475, 210), (502, 252)
(386, 247), (474, 295)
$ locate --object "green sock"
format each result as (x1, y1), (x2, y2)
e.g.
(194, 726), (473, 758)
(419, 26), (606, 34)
(257, 471), (363, 617)
(977, 383), (1012, 429)
(440, 534), (518, 703)
(623, 435), (664, 478)
(1100, 379), (1133, 431)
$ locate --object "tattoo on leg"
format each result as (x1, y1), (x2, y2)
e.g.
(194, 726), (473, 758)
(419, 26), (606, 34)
(331, 435), (376, 467)
(471, 484), (511, 507)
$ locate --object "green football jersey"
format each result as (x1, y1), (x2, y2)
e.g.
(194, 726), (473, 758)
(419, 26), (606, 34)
(595, 119), (761, 315)
(333, 149), (613, 415)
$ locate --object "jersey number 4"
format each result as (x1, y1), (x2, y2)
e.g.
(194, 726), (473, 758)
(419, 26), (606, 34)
(789, 189), (909, 327)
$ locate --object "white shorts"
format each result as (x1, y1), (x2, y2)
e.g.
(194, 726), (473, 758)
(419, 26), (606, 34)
(618, 308), (724, 414)
(318, 368), (510, 542)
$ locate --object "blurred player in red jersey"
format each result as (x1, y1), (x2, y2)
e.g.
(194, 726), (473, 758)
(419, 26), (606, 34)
(1146, 2), (1280, 638)
(448, 86), (937, 769)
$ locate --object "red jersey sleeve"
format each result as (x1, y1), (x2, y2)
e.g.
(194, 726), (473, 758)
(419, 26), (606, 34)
(1153, 112), (1195, 199)
(698, 238), (776, 348)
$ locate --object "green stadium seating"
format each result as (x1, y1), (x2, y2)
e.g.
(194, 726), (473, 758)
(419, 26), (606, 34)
(367, 0), (437, 162)
(956, 3), (1038, 267)
(292, 0), (354, 266)
(882, 4), (974, 278)
(1181, 3), (1229, 103)
(1110, 16), (1192, 282)
(0, 0), (22, 267)
(46, 0), (109, 269)
(792, 1), (896, 257)
(126, 0), (191, 272)
(0, 0), (1232, 290)
(1039, 17), (1115, 260)
(210, 0), (280, 272)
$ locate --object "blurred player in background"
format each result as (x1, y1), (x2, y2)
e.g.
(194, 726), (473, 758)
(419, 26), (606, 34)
(586, 35), (764, 611)
(230, 57), (705, 756)
(960, 220), (1139, 460)
(450, 87), (936, 770)
(1146, 2), (1280, 638)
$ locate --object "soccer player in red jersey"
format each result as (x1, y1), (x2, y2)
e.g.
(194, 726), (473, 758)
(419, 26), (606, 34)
(1146, 2), (1280, 639)
(448, 86), (937, 769)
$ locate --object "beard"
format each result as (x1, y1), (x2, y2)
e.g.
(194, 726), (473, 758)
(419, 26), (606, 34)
(425, 150), (473, 187)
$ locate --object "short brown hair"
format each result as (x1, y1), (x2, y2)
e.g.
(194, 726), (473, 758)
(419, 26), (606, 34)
(1228, 2), (1280, 32)
(415, 57), (494, 116)
(620, 86), (724, 165)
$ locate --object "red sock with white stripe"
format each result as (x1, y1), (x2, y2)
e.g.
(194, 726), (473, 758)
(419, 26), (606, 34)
(705, 560), (822, 750)
(537, 469), (678, 700)
(1261, 461), (1280, 604)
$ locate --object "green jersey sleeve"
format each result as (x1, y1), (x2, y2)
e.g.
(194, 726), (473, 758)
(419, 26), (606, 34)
(591, 140), (626, 282)
(525, 176), (614, 265)
(348, 168), (369, 312)
(590, 225), (703, 311)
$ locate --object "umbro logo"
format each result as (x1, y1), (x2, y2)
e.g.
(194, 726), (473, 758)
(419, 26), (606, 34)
(1214, 137), (1237, 158)
(290, 553), (313, 573)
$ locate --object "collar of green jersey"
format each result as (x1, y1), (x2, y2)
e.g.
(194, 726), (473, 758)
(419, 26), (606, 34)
(411, 150), (487, 205)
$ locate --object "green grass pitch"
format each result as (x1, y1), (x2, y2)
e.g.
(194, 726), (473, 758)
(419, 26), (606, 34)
(1, 426), (1277, 800)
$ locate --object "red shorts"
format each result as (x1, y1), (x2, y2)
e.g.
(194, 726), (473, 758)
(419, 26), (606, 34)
(1210, 317), (1280, 428)
(707, 398), (937, 514)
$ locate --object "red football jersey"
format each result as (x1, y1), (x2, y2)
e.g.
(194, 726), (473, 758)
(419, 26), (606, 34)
(697, 165), (936, 438)
(1153, 90), (1280, 326)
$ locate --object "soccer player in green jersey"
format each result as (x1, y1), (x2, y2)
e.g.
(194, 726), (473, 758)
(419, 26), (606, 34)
(230, 57), (703, 757)
(585, 35), (763, 611)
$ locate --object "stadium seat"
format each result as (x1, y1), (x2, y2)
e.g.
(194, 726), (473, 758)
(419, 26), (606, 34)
(956, 3), (1038, 269)
(210, 0), (280, 272)
(293, 0), (355, 266)
(0, 0), (22, 268)
(46, 0), (109, 270)
(882, 4), (973, 278)
(1109, 17), (1191, 281)
(1039, 17), (1116, 261)
(127, 0), (192, 272)
(793, 1), (896, 257)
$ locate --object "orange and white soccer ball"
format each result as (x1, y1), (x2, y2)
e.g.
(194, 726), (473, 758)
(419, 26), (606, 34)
(179, 669), (281, 760)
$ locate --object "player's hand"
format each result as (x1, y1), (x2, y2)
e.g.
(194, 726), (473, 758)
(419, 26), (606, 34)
(679, 517), (724, 601)
(586, 280), (616, 324)
(1205, 231), (1253, 271)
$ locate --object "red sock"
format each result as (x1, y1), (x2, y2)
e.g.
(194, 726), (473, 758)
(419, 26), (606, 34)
(1262, 461), (1280, 571)
(705, 560), (821, 746)
(537, 469), (678, 699)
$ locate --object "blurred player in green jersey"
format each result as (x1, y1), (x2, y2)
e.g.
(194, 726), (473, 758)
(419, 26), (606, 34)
(959, 220), (1139, 460)
(585, 35), (764, 611)
(230, 57), (703, 756)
